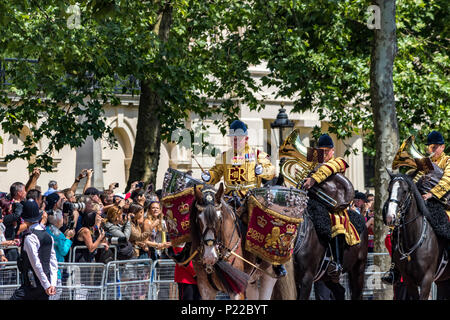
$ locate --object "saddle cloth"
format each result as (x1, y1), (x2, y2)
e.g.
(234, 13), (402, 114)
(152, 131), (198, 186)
(245, 195), (303, 264)
(330, 209), (361, 247)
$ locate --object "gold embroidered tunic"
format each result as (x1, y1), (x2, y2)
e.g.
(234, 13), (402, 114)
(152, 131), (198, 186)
(310, 156), (360, 246)
(430, 152), (450, 220)
(207, 144), (275, 197)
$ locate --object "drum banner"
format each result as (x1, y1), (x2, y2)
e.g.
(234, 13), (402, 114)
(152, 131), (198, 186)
(245, 195), (303, 264)
(162, 187), (197, 246)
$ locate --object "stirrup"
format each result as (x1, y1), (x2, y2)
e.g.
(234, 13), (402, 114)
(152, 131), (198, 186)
(381, 263), (398, 285)
(327, 261), (343, 281)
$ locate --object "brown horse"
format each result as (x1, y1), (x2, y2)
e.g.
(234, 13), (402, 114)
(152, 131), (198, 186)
(189, 183), (248, 300)
(292, 202), (368, 300)
(384, 173), (450, 299)
(291, 172), (368, 300)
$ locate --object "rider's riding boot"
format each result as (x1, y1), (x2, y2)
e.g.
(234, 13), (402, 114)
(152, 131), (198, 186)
(381, 263), (401, 285)
(273, 264), (287, 277)
(328, 235), (344, 281)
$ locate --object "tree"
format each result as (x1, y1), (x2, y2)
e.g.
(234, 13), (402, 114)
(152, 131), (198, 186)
(370, 0), (398, 300)
(0, 1), (266, 187)
(0, 1), (118, 172)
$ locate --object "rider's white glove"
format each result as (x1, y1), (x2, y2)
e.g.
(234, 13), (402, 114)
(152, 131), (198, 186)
(255, 164), (263, 176)
(201, 171), (211, 182)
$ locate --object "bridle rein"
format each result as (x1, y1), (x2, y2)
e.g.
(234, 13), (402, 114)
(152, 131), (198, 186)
(388, 176), (428, 261)
(195, 188), (240, 271)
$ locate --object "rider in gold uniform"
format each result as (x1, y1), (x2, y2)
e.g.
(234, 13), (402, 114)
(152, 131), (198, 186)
(202, 120), (275, 198)
(302, 134), (360, 278)
(201, 120), (289, 277)
(421, 131), (450, 219)
(383, 130), (450, 285)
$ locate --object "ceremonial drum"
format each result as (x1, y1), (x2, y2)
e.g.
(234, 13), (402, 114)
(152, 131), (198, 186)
(245, 186), (308, 264)
(161, 168), (205, 245)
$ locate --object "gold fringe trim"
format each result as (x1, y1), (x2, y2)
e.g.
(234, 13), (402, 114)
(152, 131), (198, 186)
(247, 195), (303, 224)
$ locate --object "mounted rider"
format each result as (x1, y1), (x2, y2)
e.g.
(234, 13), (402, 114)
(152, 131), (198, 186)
(421, 131), (450, 218)
(302, 134), (361, 278)
(200, 120), (288, 277)
(383, 130), (450, 285)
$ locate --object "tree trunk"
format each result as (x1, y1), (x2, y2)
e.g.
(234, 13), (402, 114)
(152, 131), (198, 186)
(370, 0), (398, 300)
(126, 4), (173, 192)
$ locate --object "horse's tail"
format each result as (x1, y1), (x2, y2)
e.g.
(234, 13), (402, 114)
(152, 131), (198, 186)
(214, 260), (250, 295)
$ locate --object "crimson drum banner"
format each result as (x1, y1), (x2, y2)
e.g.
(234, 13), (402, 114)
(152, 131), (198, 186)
(245, 195), (303, 264)
(161, 187), (196, 245)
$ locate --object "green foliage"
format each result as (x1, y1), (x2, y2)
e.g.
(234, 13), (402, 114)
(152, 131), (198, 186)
(0, 0), (448, 173)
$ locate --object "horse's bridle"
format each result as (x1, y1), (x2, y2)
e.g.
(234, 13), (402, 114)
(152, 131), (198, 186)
(388, 177), (414, 227)
(196, 189), (223, 247)
(388, 176), (428, 261)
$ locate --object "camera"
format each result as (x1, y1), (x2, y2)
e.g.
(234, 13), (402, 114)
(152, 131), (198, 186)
(104, 232), (128, 245)
(63, 201), (86, 215)
(137, 181), (144, 189)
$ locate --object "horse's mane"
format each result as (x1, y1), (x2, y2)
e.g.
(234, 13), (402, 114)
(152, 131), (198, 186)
(391, 173), (431, 217)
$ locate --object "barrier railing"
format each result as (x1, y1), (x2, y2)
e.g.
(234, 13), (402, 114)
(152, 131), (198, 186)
(70, 244), (117, 263)
(56, 262), (106, 300)
(104, 259), (152, 300)
(0, 253), (440, 300)
(0, 261), (20, 300)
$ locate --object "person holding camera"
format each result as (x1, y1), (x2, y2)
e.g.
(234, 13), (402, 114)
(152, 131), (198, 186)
(103, 206), (135, 260)
(129, 204), (152, 259)
(72, 211), (108, 263)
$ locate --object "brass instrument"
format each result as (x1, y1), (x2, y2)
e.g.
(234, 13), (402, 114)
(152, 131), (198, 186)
(392, 135), (434, 183)
(393, 136), (449, 208)
(279, 128), (338, 209)
(279, 128), (316, 187)
(392, 135), (433, 172)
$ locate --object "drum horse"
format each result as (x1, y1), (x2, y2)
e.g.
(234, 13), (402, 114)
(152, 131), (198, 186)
(161, 168), (308, 299)
(384, 136), (450, 299)
(277, 129), (368, 300)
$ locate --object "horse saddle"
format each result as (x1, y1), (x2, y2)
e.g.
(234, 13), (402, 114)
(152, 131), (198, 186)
(415, 164), (450, 210)
(309, 173), (355, 213)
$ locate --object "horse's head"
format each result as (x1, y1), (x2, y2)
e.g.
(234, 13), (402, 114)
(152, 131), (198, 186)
(194, 183), (225, 266)
(384, 171), (413, 226)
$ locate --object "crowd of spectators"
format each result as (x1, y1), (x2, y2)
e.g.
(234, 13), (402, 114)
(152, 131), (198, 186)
(0, 167), (172, 277)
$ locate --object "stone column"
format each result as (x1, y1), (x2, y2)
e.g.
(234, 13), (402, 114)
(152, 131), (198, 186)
(75, 136), (105, 193)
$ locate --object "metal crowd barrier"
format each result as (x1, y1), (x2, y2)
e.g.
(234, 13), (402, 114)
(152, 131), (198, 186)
(104, 259), (152, 300)
(0, 253), (440, 300)
(150, 259), (178, 300)
(55, 262), (106, 300)
(70, 245), (117, 263)
(0, 261), (20, 300)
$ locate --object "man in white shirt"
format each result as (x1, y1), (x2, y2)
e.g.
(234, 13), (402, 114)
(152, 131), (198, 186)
(10, 199), (58, 300)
